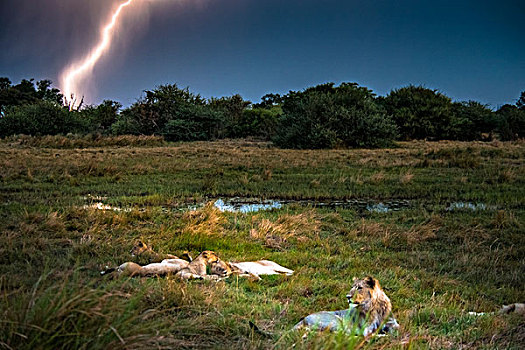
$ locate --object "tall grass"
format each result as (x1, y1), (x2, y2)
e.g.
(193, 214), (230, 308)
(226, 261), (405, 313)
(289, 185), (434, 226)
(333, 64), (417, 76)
(0, 137), (523, 349)
(0, 273), (167, 349)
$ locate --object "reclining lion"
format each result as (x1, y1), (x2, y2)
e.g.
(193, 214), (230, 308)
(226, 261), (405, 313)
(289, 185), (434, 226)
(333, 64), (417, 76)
(102, 241), (292, 281)
(126, 240), (293, 279)
(293, 276), (399, 336)
(210, 259), (294, 280)
(101, 250), (224, 280)
(175, 251), (225, 280)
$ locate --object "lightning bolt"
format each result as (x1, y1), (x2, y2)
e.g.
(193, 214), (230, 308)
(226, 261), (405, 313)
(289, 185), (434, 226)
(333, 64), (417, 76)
(60, 0), (134, 107)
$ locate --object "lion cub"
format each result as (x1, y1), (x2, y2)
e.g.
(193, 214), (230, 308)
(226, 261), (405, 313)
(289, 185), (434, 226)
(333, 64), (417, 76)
(294, 276), (399, 336)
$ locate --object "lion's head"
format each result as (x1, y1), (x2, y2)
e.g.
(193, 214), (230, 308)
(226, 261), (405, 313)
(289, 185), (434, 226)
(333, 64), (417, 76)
(346, 276), (385, 312)
(346, 276), (394, 335)
(196, 250), (221, 264)
(130, 240), (150, 257)
(210, 259), (233, 277)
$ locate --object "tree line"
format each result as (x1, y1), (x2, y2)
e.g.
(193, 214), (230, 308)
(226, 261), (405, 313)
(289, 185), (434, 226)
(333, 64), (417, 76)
(0, 77), (523, 148)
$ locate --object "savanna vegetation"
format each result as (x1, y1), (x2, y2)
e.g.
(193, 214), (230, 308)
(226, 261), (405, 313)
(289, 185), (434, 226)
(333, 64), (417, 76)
(0, 77), (523, 348)
(1, 77), (524, 148)
(0, 136), (524, 349)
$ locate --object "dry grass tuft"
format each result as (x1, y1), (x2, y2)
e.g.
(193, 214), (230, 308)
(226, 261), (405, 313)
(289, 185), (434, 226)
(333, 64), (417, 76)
(498, 169), (516, 183)
(370, 171), (386, 184)
(350, 171), (364, 185)
(181, 203), (226, 236)
(20, 211), (67, 237)
(26, 167), (34, 181)
(250, 210), (321, 249)
(491, 210), (518, 229)
(262, 168), (273, 180)
(403, 216), (441, 245)
(238, 174), (249, 185)
(131, 164), (153, 175)
(400, 171), (414, 184)
(350, 216), (441, 247)
(7, 134), (166, 148)
(309, 179), (321, 188)
(352, 219), (396, 246)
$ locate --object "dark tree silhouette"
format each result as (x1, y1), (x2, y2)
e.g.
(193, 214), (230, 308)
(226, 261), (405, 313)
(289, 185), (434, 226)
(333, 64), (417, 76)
(517, 91), (525, 110)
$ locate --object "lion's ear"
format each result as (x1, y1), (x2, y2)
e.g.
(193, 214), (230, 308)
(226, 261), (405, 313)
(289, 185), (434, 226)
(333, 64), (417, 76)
(364, 276), (376, 288)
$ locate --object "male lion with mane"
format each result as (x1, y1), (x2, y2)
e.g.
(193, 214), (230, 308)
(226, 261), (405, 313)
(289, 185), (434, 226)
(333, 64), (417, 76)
(293, 276), (399, 336)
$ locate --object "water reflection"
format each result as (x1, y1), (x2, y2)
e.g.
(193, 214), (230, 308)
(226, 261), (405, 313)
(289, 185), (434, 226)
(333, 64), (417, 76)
(447, 202), (491, 211)
(366, 203), (391, 213)
(213, 198), (410, 213)
(214, 199), (282, 213)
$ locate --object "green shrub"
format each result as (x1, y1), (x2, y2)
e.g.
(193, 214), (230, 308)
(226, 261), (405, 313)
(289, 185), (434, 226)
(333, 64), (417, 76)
(450, 101), (497, 140)
(79, 100), (121, 134)
(113, 84), (224, 141)
(274, 82), (397, 149)
(496, 104), (525, 141)
(383, 85), (454, 140)
(162, 118), (208, 141)
(235, 106), (281, 139)
(0, 101), (87, 136)
(110, 108), (145, 135)
(209, 95), (251, 138)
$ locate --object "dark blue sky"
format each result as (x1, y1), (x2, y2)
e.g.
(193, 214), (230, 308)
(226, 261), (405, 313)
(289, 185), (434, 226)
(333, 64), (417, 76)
(1, 0), (523, 107)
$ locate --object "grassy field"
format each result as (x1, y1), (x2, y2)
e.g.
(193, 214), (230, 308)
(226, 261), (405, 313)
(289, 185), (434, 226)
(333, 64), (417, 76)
(1, 135), (524, 349)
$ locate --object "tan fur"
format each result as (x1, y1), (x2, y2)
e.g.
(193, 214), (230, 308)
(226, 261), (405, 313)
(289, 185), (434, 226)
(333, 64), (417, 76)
(175, 251), (221, 280)
(294, 276), (397, 336)
(115, 259), (189, 277)
(345, 276), (393, 336)
(103, 248), (218, 279)
(209, 259), (233, 278)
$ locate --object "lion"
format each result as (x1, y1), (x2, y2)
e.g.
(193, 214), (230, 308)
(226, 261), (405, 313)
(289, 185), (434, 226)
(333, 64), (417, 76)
(293, 276), (399, 336)
(175, 250), (223, 280)
(469, 302), (525, 316)
(101, 250), (222, 280)
(499, 303), (525, 315)
(209, 259), (294, 280)
(101, 258), (190, 277)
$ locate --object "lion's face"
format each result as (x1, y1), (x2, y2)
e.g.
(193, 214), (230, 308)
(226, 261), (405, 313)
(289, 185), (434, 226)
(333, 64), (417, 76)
(130, 240), (149, 257)
(346, 276), (377, 306)
(210, 259), (233, 277)
(198, 250), (220, 264)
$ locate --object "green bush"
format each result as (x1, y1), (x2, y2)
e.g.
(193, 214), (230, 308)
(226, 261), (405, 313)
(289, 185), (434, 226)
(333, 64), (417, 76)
(209, 95), (251, 138)
(109, 108), (142, 135)
(496, 104), (525, 141)
(0, 101), (87, 136)
(383, 85), (454, 140)
(450, 101), (497, 140)
(113, 84), (225, 141)
(274, 83), (397, 149)
(161, 104), (224, 141)
(0, 77), (63, 115)
(79, 100), (121, 134)
(233, 106), (281, 139)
